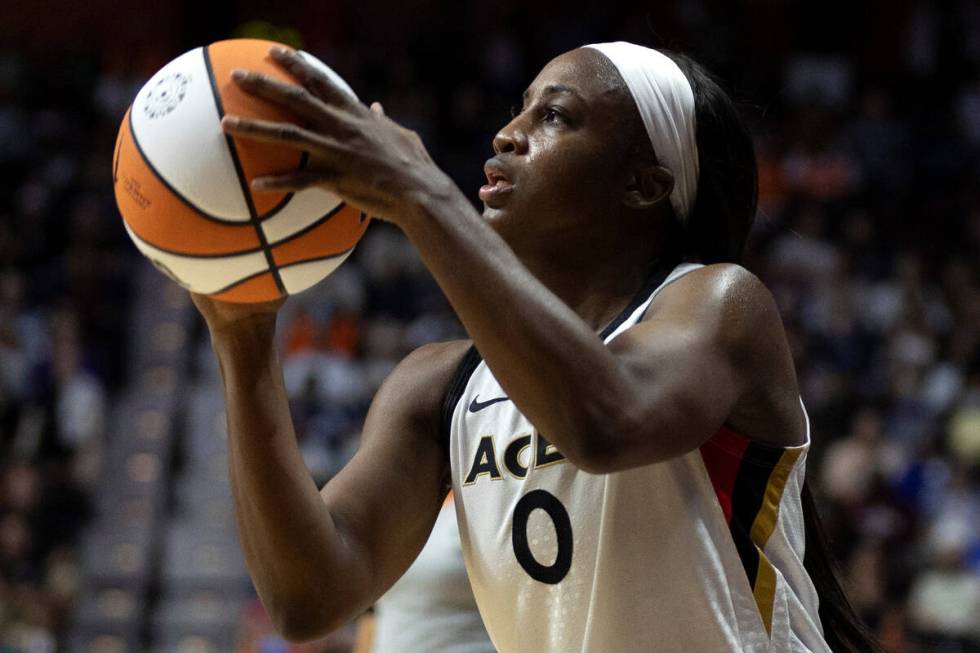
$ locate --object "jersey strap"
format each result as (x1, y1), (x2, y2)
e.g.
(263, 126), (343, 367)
(598, 256), (680, 339)
(440, 345), (483, 457)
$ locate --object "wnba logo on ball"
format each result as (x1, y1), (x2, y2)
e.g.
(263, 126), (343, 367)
(143, 73), (190, 119)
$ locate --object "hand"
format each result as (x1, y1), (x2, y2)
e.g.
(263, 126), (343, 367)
(221, 47), (452, 226)
(191, 292), (284, 338)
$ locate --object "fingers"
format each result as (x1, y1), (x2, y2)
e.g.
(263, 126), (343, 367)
(222, 115), (341, 154)
(252, 169), (335, 192)
(230, 69), (337, 128)
(269, 47), (358, 109)
(367, 101), (426, 157)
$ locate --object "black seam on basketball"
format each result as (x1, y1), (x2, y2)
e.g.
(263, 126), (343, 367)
(265, 202), (348, 248)
(259, 152), (309, 220)
(209, 268), (273, 296)
(125, 107), (251, 227)
(275, 245), (355, 270)
(258, 193), (294, 221)
(124, 225), (268, 289)
(126, 229), (264, 259)
(203, 45), (286, 297)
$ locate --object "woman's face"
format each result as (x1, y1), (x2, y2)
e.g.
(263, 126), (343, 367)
(480, 48), (636, 247)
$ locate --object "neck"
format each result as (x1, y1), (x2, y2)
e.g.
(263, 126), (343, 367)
(512, 221), (667, 332)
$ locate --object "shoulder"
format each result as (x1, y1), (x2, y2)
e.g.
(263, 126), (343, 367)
(394, 339), (473, 387)
(370, 339), (472, 439)
(651, 263), (804, 443)
(649, 263), (784, 350)
(655, 263), (774, 313)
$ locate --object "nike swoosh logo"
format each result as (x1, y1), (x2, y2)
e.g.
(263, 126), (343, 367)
(468, 395), (510, 412)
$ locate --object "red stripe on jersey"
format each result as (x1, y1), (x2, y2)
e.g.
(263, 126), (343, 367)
(699, 425), (751, 524)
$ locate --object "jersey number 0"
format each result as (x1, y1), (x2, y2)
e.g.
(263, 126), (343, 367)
(512, 489), (573, 584)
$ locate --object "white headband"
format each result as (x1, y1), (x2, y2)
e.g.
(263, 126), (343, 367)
(584, 42), (699, 221)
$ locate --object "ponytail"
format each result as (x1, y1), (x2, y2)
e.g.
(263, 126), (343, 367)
(801, 481), (886, 653)
(664, 52), (758, 265)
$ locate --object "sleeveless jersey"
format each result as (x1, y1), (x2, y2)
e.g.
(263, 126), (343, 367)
(445, 262), (830, 653)
(372, 496), (495, 653)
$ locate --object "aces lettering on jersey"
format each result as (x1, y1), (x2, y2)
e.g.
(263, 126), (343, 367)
(463, 431), (573, 585)
(463, 432), (565, 484)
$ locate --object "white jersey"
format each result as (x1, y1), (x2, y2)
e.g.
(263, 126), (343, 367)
(373, 497), (495, 653)
(444, 262), (830, 653)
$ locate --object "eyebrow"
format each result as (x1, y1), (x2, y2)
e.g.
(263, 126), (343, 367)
(521, 84), (586, 104)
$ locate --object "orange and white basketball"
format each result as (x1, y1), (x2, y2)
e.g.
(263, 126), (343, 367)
(112, 38), (369, 303)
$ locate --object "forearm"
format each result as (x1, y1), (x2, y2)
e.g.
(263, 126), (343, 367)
(210, 320), (370, 637)
(400, 184), (637, 465)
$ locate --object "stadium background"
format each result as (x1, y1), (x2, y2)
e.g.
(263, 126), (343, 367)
(1, 1), (979, 651)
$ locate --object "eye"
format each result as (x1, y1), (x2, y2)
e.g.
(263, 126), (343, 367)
(543, 106), (565, 123)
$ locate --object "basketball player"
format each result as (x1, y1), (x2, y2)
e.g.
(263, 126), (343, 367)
(197, 43), (882, 651)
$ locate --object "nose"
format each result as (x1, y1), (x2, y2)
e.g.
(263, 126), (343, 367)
(492, 118), (528, 155)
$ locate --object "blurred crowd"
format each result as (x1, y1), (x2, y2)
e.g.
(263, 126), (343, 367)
(2, 1), (980, 651)
(0, 31), (134, 653)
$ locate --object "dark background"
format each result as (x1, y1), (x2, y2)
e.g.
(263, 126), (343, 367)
(1, 1), (978, 651)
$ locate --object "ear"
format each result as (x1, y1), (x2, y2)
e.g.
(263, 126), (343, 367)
(623, 165), (674, 210)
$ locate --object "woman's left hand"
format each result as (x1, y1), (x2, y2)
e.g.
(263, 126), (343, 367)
(221, 46), (452, 226)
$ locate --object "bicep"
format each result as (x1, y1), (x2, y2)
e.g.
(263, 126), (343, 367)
(600, 267), (767, 466)
(320, 425), (447, 601)
(609, 315), (739, 460)
(317, 344), (459, 603)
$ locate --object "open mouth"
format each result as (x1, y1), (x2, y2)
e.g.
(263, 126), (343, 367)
(485, 170), (512, 188)
(480, 161), (515, 206)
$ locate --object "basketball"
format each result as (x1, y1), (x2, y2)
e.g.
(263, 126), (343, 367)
(112, 38), (370, 303)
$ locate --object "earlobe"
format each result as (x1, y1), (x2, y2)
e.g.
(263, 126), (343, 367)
(624, 166), (674, 210)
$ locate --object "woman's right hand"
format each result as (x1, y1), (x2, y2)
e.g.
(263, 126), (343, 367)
(190, 292), (285, 339)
